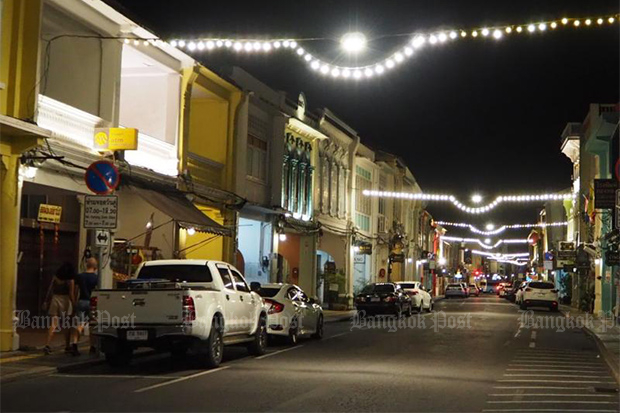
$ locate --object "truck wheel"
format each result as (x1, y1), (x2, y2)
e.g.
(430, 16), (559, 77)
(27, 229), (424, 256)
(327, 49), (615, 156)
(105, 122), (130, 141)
(201, 319), (224, 368)
(104, 343), (132, 368)
(311, 316), (324, 339)
(248, 315), (267, 356)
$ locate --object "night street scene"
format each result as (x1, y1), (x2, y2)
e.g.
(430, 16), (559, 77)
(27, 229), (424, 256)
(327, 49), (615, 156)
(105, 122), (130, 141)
(1, 0), (620, 412)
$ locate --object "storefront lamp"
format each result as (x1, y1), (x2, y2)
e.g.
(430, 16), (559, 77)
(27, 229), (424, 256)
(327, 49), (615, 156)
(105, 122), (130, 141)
(438, 257), (447, 265)
(279, 233), (287, 242)
(187, 227), (196, 236)
(353, 246), (360, 253)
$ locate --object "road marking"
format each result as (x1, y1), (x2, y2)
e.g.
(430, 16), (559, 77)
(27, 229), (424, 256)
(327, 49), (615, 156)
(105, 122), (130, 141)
(493, 386), (593, 390)
(514, 321), (524, 338)
(324, 332), (350, 340)
(489, 394), (616, 398)
(503, 374), (610, 378)
(483, 409), (617, 412)
(134, 366), (230, 393)
(54, 374), (176, 380)
(506, 369), (608, 372)
(529, 342), (536, 348)
(513, 357), (598, 361)
(498, 380), (616, 383)
(0, 354), (42, 364)
(509, 362), (603, 367)
(487, 401), (618, 404)
(531, 331), (537, 340)
(255, 345), (304, 360)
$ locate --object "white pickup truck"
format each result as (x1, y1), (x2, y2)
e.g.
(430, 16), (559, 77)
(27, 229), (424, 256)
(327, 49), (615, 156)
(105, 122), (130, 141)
(91, 259), (268, 368)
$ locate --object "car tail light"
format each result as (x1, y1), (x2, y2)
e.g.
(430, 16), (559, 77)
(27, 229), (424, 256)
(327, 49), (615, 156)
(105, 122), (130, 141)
(183, 296), (196, 322)
(408, 291), (418, 296)
(264, 299), (284, 314)
(90, 296), (98, 314)
(383, 295), (397, 302)
(525, 288), (532, 292)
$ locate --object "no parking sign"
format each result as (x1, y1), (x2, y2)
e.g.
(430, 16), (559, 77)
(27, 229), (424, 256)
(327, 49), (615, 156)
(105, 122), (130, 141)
(84, 161), (120, 195)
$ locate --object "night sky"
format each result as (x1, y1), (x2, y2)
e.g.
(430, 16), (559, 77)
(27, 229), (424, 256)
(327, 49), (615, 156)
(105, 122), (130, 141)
(109, 0), (618, 237)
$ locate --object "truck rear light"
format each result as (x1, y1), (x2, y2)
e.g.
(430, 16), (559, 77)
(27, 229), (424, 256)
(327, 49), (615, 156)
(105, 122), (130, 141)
(183, 296), (196, 322)
(264, 299), (284, 314)
(90, 296), (98, 314)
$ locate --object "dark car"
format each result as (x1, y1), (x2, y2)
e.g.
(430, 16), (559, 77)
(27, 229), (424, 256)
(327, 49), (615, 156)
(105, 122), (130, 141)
(504, 283), (521, 302)
(355, 283), (413, 317)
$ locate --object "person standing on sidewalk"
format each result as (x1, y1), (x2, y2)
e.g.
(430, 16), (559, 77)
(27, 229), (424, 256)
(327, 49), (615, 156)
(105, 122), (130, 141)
(71, 257), (99, 356)
(42, 262), (76, 355)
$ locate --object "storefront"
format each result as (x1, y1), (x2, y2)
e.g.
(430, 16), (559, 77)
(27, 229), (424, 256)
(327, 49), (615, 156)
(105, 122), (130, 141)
(237, 213), (273, 285)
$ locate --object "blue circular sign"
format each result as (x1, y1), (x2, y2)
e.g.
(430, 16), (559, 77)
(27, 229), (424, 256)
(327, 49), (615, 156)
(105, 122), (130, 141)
(84, 161), (120, 195)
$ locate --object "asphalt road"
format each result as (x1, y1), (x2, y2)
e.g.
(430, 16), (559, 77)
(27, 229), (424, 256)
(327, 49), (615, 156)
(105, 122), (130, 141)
(2, 296), (618, 412)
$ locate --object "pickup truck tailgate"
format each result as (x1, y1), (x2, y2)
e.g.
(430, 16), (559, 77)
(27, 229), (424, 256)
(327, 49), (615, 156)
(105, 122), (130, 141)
(94, 290), (184, 324)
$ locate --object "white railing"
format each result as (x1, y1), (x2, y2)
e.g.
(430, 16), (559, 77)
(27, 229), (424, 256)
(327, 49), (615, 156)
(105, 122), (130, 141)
(37, 95), (178, 176)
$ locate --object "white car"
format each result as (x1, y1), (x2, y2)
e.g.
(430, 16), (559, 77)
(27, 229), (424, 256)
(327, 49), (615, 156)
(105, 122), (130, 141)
(395, 281), (433, 312)
(515, 281), (530, 304)
(256, 283), (323, 345)
(519, 281), (559, 312)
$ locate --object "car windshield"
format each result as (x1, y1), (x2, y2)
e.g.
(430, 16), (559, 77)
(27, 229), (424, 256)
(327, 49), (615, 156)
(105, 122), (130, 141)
(447, 284), (462, 289)
(137, 265), (213, 283)
(529, 282), (554, 289)
(361, 284), (395, 294)
(399, 283), (417, 289)
(469, 285), (477, 288)
(257, 287), (282, 298)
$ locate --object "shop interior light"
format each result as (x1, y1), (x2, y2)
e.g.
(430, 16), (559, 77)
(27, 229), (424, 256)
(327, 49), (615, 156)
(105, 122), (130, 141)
(187, 227), (196, 236)
(279, 233), (287, 242)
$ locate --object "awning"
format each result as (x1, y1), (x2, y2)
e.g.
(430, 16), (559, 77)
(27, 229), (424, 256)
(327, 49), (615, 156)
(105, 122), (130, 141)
(126, 179), (231, 237)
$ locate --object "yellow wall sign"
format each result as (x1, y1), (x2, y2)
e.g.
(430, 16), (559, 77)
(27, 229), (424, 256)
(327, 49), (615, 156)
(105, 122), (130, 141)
(37, 204), (62, 223)
(94, 128), (138, 151)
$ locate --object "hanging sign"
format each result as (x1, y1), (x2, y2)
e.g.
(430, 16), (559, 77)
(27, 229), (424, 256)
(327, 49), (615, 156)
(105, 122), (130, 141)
(94, 128), (138, 151)
(84, 195), (118, 229)
(85, 161), (120, 195)
(37, 204), (62, 223)
(594, 179), (618, 209)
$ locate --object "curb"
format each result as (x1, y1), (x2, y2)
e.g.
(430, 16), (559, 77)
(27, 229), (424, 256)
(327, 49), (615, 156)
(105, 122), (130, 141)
(0, 366), (56, 384)
(581, 325), (620, 385)
(324, 314), (355, 324)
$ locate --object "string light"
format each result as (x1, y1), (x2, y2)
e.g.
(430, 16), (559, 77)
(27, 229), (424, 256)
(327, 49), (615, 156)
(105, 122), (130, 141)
(471, 250), (529, 266)
(161, 13), (618, 81)
(362, 190), (574, 214)
(442, 236), (528, 250)
(435, 221), (569, 235)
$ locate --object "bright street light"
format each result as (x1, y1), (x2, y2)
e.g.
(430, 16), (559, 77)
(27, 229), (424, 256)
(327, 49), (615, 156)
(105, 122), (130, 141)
(471, 194), (482, 203)
(341, 32), (367, 53)
(484, 238), (491, 244)
(485, 223), (495, 230)
(438, 257), (447, 265)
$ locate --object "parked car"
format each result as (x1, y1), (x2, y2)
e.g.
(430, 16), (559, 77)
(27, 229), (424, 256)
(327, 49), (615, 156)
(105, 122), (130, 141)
(91, 260), (268, 368)
(520, 281), (559, 311)
(515, 281), (530, 305)
(479, 279), (488, 293)
(395, 281), (433, 312)
(504, 283), (521, 302)
(499, 283), (513, 298)
(355, 283), (413, 317)
(256, 283), (323, 345)
(460, 282), (470, 297)
(445, 283), (468, 298)
(468, 284), (480, 297)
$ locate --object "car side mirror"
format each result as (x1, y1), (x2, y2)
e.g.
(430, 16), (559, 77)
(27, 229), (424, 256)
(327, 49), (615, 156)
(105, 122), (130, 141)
(250, 282), (261, 293)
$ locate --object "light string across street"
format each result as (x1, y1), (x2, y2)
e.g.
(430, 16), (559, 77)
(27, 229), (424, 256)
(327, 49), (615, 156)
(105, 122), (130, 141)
(161, 14), (619, 80)
(471, 250), (530, 266)
(441, 236), (528, 250)
(435, 221), (569, 235)
(362, 190), (574, 215)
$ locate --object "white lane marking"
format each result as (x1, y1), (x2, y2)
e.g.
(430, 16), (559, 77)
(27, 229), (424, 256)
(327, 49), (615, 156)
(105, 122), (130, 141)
(53, 374), (177, 380)
(503, 374), (610, 378)
(529, 342), (536, 348)
(506, 369), (608, 372)
(498, 380), (616, 383)
(255, 345), (304, 360)
(513, 357), (598, 361)
(515, 321), (524, 338)
(488, 394), (617, 398)
(134, 366), (230, 393)
(483, 410), (617, 412)
(531, 331), (537, 340)
(493, 386), (592, 390)
(324, 332), (350, 340)
(487, 401), (618, 404)
(510, 363), (604, 367)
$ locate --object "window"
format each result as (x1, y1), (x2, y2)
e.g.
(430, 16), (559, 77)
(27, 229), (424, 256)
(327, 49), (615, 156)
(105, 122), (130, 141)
(282, 157), (290, 210)
(138, 265), (213, 283)
(217, 267), (234, 290)
(338, 167), (346, 218)
(330, 163), (338, 216)
(230, 270), (250, 292)
(321, 158), (329, 213)
(286, 287), (299, 300)
(258, 287), (282, 298)
(247, 134), (267, 182)
(355, 166), (372, 232)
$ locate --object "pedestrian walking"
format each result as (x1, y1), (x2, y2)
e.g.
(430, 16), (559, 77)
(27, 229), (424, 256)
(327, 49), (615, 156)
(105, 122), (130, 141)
(71, 257), (99, 356)
(42, 262), (76, 355)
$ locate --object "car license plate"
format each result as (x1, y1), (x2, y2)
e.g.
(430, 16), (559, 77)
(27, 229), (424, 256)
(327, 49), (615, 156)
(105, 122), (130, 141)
(371, 297), (380, 302)
(126, 330), (148, 341)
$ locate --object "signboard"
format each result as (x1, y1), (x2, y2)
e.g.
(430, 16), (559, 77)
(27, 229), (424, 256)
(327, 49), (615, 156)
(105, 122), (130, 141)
(389, 253), (405, 263)
(544, 261), (554, 270)
(85, 161), (120, 195)
(428, 260), (436, 270)
(616, 190), (620, 229)
(37, 204), (62, 223)
(605, 250), (620, 266)
(594, 179), (618, 209)
(84, 195), (118, 229)
(358, 244), (372, 255)
(354, 255), (365, 264)
(94, 128), (138, 151)
(95, 230), (110, 247)
(557, 241), (576, 260)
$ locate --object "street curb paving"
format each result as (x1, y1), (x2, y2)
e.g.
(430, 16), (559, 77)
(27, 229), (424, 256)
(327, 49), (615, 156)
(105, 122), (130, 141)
(0, 366), (56, 384)
(580, 325), (620, 385)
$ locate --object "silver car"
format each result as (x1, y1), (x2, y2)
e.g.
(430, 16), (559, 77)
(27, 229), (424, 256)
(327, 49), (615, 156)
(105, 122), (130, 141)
(445, 283), (468, 298)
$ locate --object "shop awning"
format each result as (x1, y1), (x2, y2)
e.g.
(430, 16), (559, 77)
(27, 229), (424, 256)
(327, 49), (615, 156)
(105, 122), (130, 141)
(127, 183), (231, 237)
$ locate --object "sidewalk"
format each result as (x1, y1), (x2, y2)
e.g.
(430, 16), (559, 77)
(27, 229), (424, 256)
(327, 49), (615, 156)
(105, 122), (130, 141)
(560, 305), (620, 384)
(323, 310), (356, 323)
